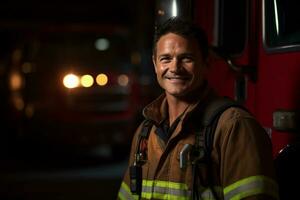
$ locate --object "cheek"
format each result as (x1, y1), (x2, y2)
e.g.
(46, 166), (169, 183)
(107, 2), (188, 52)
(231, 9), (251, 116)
(186, 65), (200, 76)
(156, 64), (168, 75)
(154, 65), (158, 74)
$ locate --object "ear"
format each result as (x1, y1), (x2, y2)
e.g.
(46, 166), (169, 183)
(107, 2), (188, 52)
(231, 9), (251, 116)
(152, 55), (158, 74)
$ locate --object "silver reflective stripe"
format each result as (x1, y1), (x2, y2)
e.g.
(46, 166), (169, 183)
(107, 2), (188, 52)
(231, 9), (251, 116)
(224, 176), (279, 200)
(200, 187), (223, 200)
(119, 187), (136, 200)
(142, 185), (152, 193)
(141, 179), (222, 200)
(118, 182), (138, 200)
(142, 180), (190, 199)
(153, 186), (192, 197)
(142, 185), (191, 198)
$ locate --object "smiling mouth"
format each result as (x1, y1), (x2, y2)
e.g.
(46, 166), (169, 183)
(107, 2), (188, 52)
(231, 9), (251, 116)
(165, 76), (190, 81)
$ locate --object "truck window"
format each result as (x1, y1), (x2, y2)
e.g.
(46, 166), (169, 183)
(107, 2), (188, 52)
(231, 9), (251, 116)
(216, 0), (247, 55)
(154, 0), (247, 55)
(264, 0), (300, 50)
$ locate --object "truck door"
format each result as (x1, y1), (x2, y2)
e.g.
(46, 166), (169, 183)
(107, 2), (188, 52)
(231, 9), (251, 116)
(260, 1), (300, 198)
(258, 0), (300, 155)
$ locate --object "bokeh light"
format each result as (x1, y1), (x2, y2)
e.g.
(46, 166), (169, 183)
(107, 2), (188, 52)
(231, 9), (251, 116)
(81, 74), (94, 87)
(63, 74), (80, 89)
(117, 74), (129, 86)
(96, 73), (108, 86)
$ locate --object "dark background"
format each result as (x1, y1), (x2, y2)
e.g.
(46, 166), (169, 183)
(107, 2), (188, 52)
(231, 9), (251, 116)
(0, 1), (158, 199)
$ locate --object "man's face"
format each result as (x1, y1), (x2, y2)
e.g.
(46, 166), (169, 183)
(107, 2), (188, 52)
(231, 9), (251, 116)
(153, 33), (207, 99)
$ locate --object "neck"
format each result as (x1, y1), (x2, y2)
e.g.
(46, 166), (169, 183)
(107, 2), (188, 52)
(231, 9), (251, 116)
(165, 81), (208, 124)
(166, 94), (191, 125)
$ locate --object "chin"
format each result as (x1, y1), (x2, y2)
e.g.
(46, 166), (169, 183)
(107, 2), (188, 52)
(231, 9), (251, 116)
(167, 90), (190, 98)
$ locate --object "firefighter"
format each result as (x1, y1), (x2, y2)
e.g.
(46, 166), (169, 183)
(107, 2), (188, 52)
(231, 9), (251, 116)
(118, 17), (279, 200)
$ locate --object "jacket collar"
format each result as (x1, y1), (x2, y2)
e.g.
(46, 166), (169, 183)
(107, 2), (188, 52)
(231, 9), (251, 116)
(142, 82), (217, 126)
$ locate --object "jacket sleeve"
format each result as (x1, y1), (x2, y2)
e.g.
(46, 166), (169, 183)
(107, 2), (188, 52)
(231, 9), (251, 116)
(117, 123), (143, 200)
(218, 109), (279, 200)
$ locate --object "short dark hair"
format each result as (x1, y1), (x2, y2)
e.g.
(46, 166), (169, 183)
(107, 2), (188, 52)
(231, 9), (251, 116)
(153, 17), (209, 60)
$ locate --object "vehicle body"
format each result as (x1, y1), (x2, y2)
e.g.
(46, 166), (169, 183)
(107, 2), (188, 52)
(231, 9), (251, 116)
(156, 0), (300, 156)
(155, 0), (299, 198)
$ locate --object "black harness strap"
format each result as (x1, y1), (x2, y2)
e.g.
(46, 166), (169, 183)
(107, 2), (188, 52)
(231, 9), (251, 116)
(130, 119), (153, 196)
(202, 97), (245, 155)
(139, 119), (153, 138)
(192, 97), (245, 200)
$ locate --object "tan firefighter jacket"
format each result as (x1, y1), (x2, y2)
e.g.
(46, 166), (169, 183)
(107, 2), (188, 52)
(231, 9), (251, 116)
(118, 86), (279, 200)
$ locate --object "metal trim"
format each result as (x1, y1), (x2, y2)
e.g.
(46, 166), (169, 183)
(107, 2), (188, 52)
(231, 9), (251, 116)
(262, 0), (300, 54)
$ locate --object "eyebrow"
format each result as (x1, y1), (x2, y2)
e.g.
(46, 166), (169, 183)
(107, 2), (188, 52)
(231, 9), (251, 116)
(158, 52), (195, 59)
(158, 54), (171, 59)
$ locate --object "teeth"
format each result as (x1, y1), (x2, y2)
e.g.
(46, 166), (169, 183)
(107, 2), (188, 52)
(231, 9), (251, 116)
(168, 77), (181, 79)
(167, 77), (188, 80)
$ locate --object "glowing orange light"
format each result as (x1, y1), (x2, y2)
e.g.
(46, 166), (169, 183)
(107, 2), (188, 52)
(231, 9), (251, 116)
(96, 73), (108, 86)
(9, 71), (23, 91)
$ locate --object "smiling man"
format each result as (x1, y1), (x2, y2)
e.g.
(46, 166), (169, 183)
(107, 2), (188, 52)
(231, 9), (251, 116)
(118, 17), (279, 200)
(153, 31), (207, 124)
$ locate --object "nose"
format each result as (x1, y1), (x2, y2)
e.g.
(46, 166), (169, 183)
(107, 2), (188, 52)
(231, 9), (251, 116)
(169, 58), (181, 73)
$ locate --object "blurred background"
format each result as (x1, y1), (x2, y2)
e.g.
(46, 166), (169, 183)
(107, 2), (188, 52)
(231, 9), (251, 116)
(2, 0), (300, 199)
(0, 1), (160, 199)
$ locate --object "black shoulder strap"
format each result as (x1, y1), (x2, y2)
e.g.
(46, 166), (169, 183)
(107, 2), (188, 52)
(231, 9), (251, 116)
(201, 97), (243, 127)
(135, 119), (153, 163)
(192, 97), (246, 200)
(130, 119), (153, 195)
(200, 97), (245, 155)
(139, 119), (153, 138)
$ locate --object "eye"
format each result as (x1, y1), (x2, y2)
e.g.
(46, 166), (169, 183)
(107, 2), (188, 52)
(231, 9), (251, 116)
(159, 56), (172, 63)
(181, 56), (193, 63)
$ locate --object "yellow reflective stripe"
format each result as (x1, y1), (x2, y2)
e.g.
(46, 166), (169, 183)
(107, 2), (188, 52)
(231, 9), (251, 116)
(141, 179), (223, 200)
(118, 182), (139, 200)
(141, 180), (190, 199)
(157, 181), (189, 190)
(152, 192), (190, 200)
(224, 176), (279, 200)
(142, 191), (190, 200)
(141, 191), (152, 199)
(142, 179), (153, 198)
(142, 180), (188, 190)
(142, 179), (154, 187)
(121, 181), (131, 193)
(118, 191), (127, 200)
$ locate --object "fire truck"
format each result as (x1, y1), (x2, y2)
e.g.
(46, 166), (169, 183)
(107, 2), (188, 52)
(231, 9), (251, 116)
(155, 0), (299, 199)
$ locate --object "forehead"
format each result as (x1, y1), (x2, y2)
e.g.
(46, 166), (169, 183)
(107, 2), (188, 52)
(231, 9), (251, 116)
(156, 33), (200, 53)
